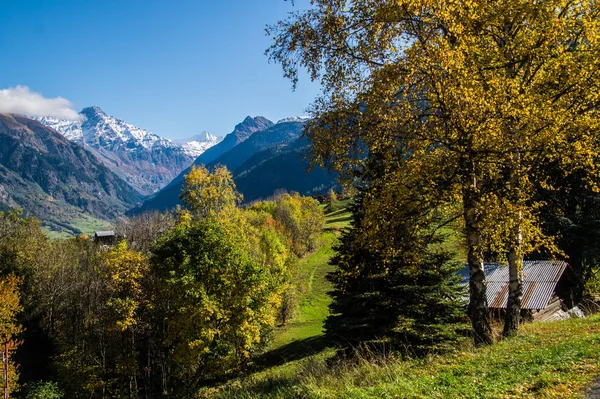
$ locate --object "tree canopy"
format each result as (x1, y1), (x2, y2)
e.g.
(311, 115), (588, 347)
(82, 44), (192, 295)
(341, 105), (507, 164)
(180, 165), (241, 219)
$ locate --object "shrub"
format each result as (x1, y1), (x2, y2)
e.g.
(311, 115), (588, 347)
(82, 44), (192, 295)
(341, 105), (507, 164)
(25, 381), (64, 399)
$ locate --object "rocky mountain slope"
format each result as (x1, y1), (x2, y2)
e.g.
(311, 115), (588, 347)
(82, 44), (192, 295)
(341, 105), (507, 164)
(0, 113), (143, 233)
(132, 117), (336, 213)
(132, 116), (274, 212)
(36, 107), (220, 195)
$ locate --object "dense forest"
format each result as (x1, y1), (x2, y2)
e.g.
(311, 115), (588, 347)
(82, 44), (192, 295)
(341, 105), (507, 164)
(0, 165), (325, 398)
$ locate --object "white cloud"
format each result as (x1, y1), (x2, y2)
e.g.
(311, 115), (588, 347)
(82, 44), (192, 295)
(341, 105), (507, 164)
(0, 86), (82, 120)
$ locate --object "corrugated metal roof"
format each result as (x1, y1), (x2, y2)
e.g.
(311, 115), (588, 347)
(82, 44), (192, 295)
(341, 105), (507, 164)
(461, 261), (568, 310)
(483, 281), (559, 309)
(487, 261), (566, 283)
(459, 263), (501, 284)
(95, 231), (115, 237)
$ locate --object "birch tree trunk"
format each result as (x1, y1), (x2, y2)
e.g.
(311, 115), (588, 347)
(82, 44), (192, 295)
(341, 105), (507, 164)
(504, 149), (524, 337)
(504, 240), (523, 336)
(463, 165), (492, 346)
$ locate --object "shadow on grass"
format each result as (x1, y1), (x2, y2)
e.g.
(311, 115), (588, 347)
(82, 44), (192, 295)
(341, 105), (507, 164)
(325, 207), (349, 217)
(254, 335), (333, 370)
(326, 215), (352, 225)
(223, 337), (334, 398)
(226, 376), (301, 398)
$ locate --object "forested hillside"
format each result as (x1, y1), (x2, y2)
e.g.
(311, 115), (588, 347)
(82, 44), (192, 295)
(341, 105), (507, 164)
(0, 166), (328, 398)
(233, 138), (337, 203)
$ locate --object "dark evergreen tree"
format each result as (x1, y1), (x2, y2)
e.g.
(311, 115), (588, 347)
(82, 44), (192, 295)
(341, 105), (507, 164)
(325, 157), (465, 352)
(534, 161), (600, 305)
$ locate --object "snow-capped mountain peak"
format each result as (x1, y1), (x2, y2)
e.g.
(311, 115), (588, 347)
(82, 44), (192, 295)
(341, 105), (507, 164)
(276, 116), (312, 124)
(34, 106), (222, 194)
(77, 106), (175, 151)
(196, 131), (220, 142)
(84, 105), (106, 116)
(176, 131), (220, 144)
(175, 131), (223, 157)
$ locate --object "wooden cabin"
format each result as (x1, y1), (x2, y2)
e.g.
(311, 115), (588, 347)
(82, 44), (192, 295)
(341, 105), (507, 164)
(94, 231), (116, 245)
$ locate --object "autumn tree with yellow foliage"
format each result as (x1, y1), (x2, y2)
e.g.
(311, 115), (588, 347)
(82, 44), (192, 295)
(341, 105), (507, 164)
(98, 242), (149, 396)
(180, 165), (241, 219)
(0, 275), (23, 397)
(268, 0), (600, 343)
(147, 167), (323, 391)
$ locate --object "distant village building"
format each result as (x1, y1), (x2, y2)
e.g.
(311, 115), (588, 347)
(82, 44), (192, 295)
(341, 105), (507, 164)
(94, 231), (116, 245)
(461, 260), (569, 321)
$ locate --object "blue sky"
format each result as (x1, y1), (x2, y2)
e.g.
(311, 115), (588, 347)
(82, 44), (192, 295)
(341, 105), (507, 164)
(0, 0), (319, 139)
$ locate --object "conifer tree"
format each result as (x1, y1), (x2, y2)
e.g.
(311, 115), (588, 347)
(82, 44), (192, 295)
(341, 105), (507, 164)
(326, 157), (465, 350)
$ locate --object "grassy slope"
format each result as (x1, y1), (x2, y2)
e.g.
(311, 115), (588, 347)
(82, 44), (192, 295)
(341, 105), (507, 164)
(44, 214), (113, 239)
(200, 200), (600, 398)
(210, 315), (600, 399)
(268, 202), (352, 349)
(270, 231), (338, 349)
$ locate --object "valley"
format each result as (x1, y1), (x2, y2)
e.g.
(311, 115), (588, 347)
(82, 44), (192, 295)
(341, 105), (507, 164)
(0, 107), (334, 237)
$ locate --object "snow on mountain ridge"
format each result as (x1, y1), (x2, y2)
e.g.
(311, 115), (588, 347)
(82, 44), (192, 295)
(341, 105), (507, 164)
(174, 131), (223, 157)
(180, 141), (219, 157)
(78, 106), (176, 151)
(276, 116), (312, 124)
(36, 116), (85, 142)
(36, 107), (221, 157)
(175, 131), (221, 144)
(37, 108), (174, 152)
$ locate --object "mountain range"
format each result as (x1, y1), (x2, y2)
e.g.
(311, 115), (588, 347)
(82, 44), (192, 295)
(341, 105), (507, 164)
(0, 109), (336, 235)
(133, 116), (337, 214)
(36, 106), (222, 195)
